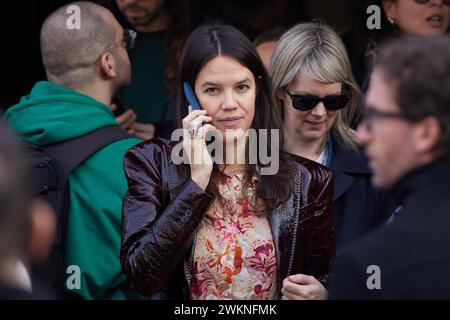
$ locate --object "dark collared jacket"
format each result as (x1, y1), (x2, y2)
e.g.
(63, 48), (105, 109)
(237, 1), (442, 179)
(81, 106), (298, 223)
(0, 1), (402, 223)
(120, 138), (335, 299)
(329, 155), (450, 299)
(330, 135), (397, 251)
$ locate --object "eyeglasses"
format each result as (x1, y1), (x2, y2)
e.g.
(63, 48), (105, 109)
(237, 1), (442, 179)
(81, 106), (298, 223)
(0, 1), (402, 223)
(106, 29), (137, 51)
(360, 106), (416, 131)
(285, 85), (352, 112)
(96, 29), (136, 64)
(415, 0), (450, 5)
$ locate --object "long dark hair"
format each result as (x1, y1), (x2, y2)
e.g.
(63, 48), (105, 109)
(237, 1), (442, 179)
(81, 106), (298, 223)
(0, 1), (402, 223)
(175, 23), (293, 215)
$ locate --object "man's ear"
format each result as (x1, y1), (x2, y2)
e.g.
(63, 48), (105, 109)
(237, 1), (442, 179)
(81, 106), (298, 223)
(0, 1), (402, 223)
(414, 116), (442, 154)
(382, 0), (397, 22)
(275, 88), (285, 101)
(98, 52), (117, 78)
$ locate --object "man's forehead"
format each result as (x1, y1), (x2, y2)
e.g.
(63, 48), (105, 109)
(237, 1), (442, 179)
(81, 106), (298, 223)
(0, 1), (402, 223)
(366, 68), (399, 111)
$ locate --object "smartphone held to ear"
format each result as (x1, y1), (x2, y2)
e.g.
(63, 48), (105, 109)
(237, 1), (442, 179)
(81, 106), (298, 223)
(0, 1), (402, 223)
(183, 82), (202, 111)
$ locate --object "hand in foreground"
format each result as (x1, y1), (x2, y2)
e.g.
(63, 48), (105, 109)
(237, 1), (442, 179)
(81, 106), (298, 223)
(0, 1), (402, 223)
(111, 103), (136, 133)
(131, 122), (155, 140)
(182, 106), (216, 190)
(281, 274), (327, 300)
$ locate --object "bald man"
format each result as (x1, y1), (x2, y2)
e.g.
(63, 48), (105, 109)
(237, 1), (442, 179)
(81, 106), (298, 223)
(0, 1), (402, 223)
(5, 2), (141, 299)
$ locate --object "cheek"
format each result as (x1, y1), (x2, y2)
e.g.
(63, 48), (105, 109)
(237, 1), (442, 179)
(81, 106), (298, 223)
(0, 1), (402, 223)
(396, 4), (422, 28)
(283, 103), (305, 124)
(198, 96), (220, 117)
(242, 94), (256, 122)
(444, 8), (450, 24)
(326, 113), (338, 129)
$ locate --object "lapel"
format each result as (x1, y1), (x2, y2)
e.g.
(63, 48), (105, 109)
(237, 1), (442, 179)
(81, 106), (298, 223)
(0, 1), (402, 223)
(330, 135), (371, 201)
(269, 163), (300, 294)
(333, 171), (355, 201)
(269, 194), (295, 279)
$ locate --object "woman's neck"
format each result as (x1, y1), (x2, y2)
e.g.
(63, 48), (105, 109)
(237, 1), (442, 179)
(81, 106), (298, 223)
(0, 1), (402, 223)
(216, 136), (248, 174)
(284, 129), (327, 162)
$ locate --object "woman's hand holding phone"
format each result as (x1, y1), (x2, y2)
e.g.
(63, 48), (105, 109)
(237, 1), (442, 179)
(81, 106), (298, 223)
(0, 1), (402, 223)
(182, 106), (216, 190)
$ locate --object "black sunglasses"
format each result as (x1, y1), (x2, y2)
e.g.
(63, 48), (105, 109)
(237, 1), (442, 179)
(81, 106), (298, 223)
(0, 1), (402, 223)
(118, 29), (137, 50)
(285, 85), (352, 112)
(104, 29), (137, 51)
(415, 0), (450, 5)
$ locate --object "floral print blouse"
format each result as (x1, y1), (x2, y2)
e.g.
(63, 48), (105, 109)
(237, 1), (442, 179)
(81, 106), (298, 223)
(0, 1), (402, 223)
(188, 172), (277, 300)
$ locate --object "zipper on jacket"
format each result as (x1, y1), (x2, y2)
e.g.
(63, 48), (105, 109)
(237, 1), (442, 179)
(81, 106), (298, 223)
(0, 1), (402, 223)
(286, 168), (301, 276)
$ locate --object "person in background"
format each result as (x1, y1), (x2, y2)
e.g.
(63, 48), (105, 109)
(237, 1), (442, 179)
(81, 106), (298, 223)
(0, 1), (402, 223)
(329, 35), (450, 299)
(382, 0), (450, 35)
(112, 0), (194, 139)
(0, 120), (34, 299)
(270, 21), (396, 254)
(0, 120), (55, 300)
(120, 23), (335, 300)
(5, 2), (141, 299)
(253, 27), (285, 71)
(345, 0), (450, 94)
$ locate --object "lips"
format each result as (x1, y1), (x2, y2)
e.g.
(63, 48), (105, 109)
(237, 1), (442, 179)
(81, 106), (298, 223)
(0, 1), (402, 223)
(124, 8), (146, 17)
(426, 14), (444, 27)
(217, 116), (244, 127)
(305, 120), (325, 129)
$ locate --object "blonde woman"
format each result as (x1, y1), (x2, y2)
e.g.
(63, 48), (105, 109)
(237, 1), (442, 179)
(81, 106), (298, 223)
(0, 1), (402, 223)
(269, 23), (396, 298)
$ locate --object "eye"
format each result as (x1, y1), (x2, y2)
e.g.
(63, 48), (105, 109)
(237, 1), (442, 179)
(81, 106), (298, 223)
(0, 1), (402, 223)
(236, 84), (250, 92)
(204, 87), (219, 94)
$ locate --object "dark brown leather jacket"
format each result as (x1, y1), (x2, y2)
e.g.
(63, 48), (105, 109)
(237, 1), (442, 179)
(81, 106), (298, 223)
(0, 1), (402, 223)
(121, 138), (335, 299)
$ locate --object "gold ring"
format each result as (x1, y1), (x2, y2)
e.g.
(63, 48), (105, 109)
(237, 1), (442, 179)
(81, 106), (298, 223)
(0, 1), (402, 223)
(188, 128), (196, 139)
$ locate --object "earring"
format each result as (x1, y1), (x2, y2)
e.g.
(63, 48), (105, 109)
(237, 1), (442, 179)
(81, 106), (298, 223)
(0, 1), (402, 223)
(388, 17), (397, 25)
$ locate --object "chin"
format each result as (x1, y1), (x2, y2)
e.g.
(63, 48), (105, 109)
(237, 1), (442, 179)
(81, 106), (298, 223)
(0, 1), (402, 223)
(224, 131), (246, 143)
(372, 174), (395, 190)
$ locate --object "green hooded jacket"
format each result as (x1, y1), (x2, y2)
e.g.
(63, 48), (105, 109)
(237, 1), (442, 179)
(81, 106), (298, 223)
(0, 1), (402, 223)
(5, 81), (142, 299)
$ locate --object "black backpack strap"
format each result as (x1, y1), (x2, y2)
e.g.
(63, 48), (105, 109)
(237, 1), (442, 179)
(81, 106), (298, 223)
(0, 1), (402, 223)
(43, 126), (132, 173)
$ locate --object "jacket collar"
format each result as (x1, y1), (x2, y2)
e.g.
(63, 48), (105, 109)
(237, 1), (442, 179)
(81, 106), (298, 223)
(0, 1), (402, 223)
(391, 153), (450, 205)
(330, 133), (370, 175)
(330, 134), (371, 201)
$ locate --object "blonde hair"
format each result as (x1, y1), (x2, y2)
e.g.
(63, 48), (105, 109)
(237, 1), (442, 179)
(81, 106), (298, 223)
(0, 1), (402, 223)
(269, 22), (362, 150)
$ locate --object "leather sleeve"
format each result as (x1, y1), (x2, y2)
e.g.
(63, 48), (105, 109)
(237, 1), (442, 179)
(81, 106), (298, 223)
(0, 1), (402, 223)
(120, 142), (214, 296)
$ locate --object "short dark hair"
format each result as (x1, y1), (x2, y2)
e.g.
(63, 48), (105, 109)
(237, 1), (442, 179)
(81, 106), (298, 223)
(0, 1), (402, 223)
(40, 1), (116, 89)
(375, 35), (450, 154)
(253, 27), (285, 47)
(0, 120), (31, 261)
(176, 23), (293, 214)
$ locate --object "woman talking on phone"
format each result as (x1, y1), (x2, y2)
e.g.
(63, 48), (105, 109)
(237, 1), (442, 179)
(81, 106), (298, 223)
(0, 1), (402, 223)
(120, 23), (335, 300)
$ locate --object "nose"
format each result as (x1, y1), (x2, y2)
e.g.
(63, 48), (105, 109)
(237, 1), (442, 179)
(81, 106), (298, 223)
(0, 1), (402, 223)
(222, 90), (238, 110)
(310, 102), (327, 117)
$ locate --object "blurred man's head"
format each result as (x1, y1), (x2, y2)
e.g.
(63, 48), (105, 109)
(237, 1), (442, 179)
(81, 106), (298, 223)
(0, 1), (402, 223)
(253, 27), (284, 71)
(116, 0), (168, 32)
(0, 121), (31, 267)
(357, 36), (450, 188)
(40, 1), (132, 96)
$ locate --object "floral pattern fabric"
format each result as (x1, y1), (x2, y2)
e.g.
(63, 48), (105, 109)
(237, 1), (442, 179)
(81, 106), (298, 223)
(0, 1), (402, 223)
(189, 173), (277, 300)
